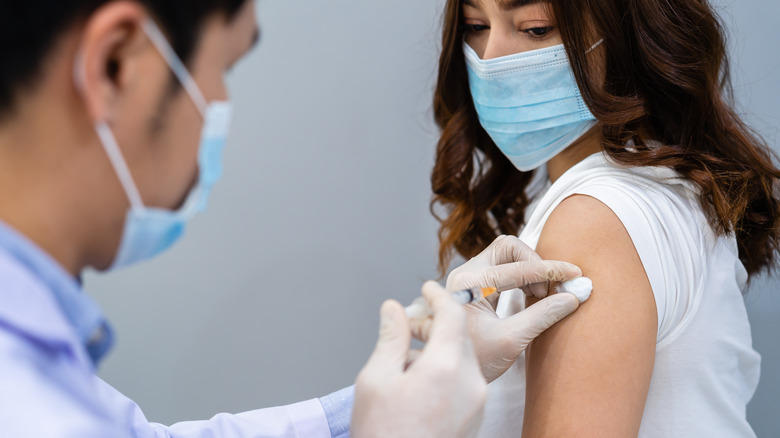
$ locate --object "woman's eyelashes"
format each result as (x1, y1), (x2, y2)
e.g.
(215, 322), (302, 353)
(460, 22), (556, 41)
(523, 26), (555, 39)
(462, 23), (489, 33)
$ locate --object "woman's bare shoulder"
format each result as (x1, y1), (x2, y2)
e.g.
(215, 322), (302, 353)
(522, 194), (658, 437)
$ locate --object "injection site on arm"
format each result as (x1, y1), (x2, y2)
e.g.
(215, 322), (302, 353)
(523, 195), (657, 437)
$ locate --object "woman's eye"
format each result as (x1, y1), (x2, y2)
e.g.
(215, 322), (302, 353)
(462, 24), (489, 33)
(523, 26), (554, 38)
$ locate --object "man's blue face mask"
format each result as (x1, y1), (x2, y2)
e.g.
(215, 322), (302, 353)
(464, 41), (601, 172)
(89, 19), (233, 270)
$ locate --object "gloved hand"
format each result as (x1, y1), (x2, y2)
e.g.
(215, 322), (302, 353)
(352, 282), (486, 438)
(446, 235), (584, 383)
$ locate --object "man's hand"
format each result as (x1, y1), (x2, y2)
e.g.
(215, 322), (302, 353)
(447, 235), (585, 382)
(352, 282), (486, 438)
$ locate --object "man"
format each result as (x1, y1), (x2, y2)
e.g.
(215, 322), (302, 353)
(0, 1), (583, 436)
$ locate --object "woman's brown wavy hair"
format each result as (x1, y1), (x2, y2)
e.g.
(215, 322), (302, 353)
(431, 0), (780, 278)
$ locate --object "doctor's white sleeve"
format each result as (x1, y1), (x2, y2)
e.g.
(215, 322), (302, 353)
(94, 377), (353, 438)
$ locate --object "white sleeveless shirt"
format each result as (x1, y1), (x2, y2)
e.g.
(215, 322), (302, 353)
(477, 152), (761, 437)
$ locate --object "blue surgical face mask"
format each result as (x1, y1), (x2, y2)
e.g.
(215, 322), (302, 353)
(90, 19), (233, 270)
(464, 42), (599, 171)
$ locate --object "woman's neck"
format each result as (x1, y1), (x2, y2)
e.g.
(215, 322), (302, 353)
(546, 127), (604, 183)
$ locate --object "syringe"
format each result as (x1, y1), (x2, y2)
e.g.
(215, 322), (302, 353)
(404, 277), (592, 320)
(405, 286), (498, 320)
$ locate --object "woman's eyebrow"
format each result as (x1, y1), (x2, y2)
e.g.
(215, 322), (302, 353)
(463, 0), (544, 9)
(498, 0), (544, 9)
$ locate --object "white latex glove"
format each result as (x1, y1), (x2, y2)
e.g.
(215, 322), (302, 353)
(446, 235), (585, 383)
(352, 282), (486, 438)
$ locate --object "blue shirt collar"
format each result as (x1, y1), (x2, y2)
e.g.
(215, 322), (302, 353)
(0, 220), (113, 366)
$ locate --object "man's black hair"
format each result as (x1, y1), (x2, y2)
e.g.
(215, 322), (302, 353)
(0, 0), (248, 117)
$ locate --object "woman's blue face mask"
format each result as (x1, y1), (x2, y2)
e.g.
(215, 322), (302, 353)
(464, 41), (601, 171)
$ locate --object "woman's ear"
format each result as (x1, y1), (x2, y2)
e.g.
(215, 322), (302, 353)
(73, 1), (150, 124)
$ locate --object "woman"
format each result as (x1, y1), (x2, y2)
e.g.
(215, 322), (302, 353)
(430, 0), (780, 436)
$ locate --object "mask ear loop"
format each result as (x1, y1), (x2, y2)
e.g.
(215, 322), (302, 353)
(95, 122), (147, 210)
(73, 51), (146, 211)
(586, 38), (604, 54)
(142, 19), (209, 117)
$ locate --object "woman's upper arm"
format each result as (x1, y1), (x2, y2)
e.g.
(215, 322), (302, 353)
(523, 194), (657, 438)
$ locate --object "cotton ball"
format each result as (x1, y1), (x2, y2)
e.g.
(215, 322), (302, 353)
(556, 277), (593, 303)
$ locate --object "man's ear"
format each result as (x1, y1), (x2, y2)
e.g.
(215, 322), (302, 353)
(73, 1), (151, 124)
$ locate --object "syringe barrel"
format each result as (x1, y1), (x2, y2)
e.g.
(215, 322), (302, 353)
(451, 288), (479, 305)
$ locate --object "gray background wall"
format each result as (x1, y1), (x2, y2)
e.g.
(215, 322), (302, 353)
(85, 0), (780, 435)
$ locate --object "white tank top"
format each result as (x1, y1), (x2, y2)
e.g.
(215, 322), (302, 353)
(477, 152), (761, 437)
